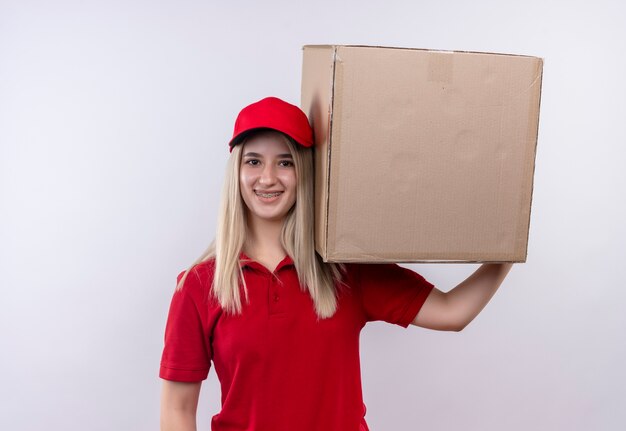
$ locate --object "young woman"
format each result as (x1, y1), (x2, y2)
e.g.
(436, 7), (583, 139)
(159, 97), (513, 431)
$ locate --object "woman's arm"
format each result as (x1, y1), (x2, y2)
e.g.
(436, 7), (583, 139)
(160, 380), (202, 431)
(412, 263), (513, 331)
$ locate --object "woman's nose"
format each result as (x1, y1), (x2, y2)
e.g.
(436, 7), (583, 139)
(258, 164), (277, 185)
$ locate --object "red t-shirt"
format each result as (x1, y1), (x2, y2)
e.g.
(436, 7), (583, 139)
(160, 254), (434, 431)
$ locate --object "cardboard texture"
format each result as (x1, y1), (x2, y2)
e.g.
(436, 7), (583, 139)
(301, 45), (543, 263)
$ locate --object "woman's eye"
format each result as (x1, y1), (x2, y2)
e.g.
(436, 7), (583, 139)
(245, 159), (260, 166)
(279, 160), (294, 167)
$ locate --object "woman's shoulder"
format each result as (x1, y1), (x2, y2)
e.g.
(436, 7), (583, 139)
(191, 258), (217, 280)
(334, 262), (388, 280)
(335, 263), (362, 289)
(337, 262), (410, 286)
(175, 258), (217, 300)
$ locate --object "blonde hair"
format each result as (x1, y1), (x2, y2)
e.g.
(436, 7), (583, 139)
(176, 132), (344, 319)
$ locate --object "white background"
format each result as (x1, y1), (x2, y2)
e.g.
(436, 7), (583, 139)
(1, 0), (625, 430)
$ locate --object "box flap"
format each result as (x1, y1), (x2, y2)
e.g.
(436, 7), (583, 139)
(301, 45), (337, 260)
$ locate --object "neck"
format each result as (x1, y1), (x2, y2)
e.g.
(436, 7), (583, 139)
(244, 215), (286, 258)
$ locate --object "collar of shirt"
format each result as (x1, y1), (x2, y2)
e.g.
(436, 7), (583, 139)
(239, 251), (295, 274)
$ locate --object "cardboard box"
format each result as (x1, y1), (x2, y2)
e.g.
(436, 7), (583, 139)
(301, 45), (543, 263)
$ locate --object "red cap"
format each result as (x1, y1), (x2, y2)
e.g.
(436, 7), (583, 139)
(228, 97), (314, 152)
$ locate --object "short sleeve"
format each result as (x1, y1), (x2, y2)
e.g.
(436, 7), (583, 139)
(159, 268), (212, 382)
(357, 263), (435, 328)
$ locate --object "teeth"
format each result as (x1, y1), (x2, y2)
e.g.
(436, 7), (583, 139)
(256, 192), (281, 198)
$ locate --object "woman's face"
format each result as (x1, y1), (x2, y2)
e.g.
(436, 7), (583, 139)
(239, 131), (297, 225)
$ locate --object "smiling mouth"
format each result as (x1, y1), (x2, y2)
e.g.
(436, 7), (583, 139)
(255, 191), (283, 198)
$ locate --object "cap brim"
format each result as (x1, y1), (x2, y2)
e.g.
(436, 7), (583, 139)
(228, 127), (276, 148)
